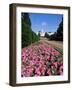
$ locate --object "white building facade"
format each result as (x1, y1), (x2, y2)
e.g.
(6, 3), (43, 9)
(36, 31), (54, 37)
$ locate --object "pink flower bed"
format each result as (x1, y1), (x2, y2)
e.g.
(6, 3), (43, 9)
(21, 42), (63, 77)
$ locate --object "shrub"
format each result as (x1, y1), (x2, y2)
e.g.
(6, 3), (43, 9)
(44, 32), (50, 38)
(22, 22), (32, 48)
(22, 13), (39, 48)
(32, 31), (40, 43)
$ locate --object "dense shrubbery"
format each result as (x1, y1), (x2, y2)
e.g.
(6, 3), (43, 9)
(22, 22), (32, 48)
(49, 32), (57, 40)
(22, 13), (39, 48)
(32, 31), (39, 43)
(44, 32), (50, 38)
(49, 18), (63, 41)
(45, 18), (63, 41)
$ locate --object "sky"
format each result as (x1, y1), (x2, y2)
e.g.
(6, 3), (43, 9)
(29, 13), (63, 33)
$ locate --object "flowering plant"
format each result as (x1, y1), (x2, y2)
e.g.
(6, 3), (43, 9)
(21, 41), (63, 77)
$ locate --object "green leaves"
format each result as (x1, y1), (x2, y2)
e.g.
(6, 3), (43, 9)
(44, 32), (50, 38)
(21, 13), (39, 48)
(49, 18), (63, 41)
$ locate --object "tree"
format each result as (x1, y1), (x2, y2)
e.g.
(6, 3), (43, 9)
(22, 13), (31, 27)
(44, 32), (50, 38)
(38, 31), (41, 38)
(22, 13), (40, 48)
(22, 13), (32, 48)
(49, 17), (63, 41)
(56, 18), (63, 41)
(32, 31), (39, 43)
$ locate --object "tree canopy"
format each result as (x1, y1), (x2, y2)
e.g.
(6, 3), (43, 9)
(49, 18), (63, 41)
(22, 13), (39, 48)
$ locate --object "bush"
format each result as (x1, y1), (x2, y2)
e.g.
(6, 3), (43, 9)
(22, 13), (40, 48)
(22, 22), (32, 48)
(32, 31), (40, 43)
(49, 18), (63, 41)
(44, 32), (50, 38)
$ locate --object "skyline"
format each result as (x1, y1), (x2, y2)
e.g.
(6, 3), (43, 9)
(29, 13), (63, 33)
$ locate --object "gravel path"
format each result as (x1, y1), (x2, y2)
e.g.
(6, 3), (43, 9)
(40, 37), (63, 50)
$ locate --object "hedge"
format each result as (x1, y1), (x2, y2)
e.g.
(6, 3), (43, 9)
(22, 22), (40, 48)
(22, 13), (40, 48)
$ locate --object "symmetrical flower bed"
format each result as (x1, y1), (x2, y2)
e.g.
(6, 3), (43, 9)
(21, 41), (63, 77)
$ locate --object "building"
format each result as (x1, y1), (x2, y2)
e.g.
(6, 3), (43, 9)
(36, 31), (54, 37)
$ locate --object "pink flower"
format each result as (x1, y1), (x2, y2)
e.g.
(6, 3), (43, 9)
(60, 65), (63, 71)
(50, 56), (55, 61)
(47, 55), (51, 60)
(47, 68), (51, 75)
(58, 61), (63, 66)
(25, 67), (33, 77)
(41, 66), (46, 75)
(22, 52), (26, 60)
(58, 65), (63, 75)
(35, 68), (41, 76)
(30, 61), (34, 66)
(54, 51), (60, 56)
(53, 62), (57, 68)
(21, 41), (63, 77)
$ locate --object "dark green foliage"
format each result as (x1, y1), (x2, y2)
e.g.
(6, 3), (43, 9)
(32, 31), (39, 43)
(22, 13), (31, 27)
(49, 32), (57, 40)
(38, 31), (41, 37)
(22, 13), (39, 48)
(56, 18), (63, 41)
(22, 22), (32, 48)
(49, 18), (63, 41)
(22, 13), (32, 48)
(44, 32), (50, 38)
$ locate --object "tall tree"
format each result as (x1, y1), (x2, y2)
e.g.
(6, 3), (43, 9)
(56, 18), (63, 41)
(44, 32), (50, 38)
(22, 13), (32, 48)
(49, 17), (63, 41)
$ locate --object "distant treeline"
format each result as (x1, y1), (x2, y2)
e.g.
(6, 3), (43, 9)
(22, 13), (40, 48)
(45, 18), (63, 41)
